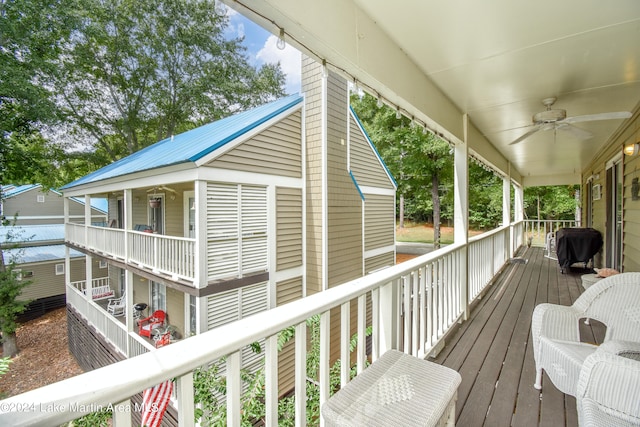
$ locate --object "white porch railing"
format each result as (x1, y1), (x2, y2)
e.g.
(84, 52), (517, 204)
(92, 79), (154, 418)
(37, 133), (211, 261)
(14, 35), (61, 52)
(66, 284), (154, 358)
(5, 225), (524, 427)
(468, 226), (510, 302)
(66, 223), (196, 282)
(70, 277), (113, 300)
(523, 219), (580, 247)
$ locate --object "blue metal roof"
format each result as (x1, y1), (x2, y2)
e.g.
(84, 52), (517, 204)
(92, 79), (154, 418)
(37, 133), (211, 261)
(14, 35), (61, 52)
(2, 184), (42, 198)
(2, 244), (83, 265)
(1, 224), (65, 244)
(349, 107), (398, 189)
(62, 94), (304, 189)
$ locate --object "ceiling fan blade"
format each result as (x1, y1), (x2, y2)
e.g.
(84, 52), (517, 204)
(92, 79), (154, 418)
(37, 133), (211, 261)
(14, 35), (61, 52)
(509, 125), (542, 145)
(563, 111), (631, 124)
(556, 123), (593, 140)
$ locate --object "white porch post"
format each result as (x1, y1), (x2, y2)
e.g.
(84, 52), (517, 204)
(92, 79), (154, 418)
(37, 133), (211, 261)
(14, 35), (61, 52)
(195, 180), (208, 334)
(84, 195), (93, 300)
(64, 197), (71, 295)
(503, 174), (512, 257)
(124, 189), (132, 262)
(455, 116), (470, 320)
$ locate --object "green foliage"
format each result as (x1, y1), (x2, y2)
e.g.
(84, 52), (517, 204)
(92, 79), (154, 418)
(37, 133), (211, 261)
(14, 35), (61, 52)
(192, 316), (372, 426)
(0, 224), (32, 339)
(0, 357), (12, 377)
(524, 185), (579, 221)
(350, 92), (454, 230)
(64, 409), (112, 427)
(50, 0), (286, 162)
(1, 0), (287, 186)
(468, 163), (504, 229)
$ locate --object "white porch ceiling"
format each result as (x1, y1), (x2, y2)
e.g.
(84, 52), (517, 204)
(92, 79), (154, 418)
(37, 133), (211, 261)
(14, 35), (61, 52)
(226, 0), (640, 187)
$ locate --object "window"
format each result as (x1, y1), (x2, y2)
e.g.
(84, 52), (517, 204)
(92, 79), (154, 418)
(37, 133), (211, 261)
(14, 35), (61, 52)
(55, 264), (64, 275)
(37, 195), (45, 203)
(14, 269), (23, 281)
(99, 260), (107, 269)
(151, 281), (166, 312)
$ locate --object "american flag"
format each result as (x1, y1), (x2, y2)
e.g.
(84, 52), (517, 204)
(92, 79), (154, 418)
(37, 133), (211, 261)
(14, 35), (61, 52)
(141, 379), (173, 427)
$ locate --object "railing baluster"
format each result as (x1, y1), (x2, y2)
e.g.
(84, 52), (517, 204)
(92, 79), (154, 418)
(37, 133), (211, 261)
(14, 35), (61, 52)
(357, 294), (366, 372)
(319, 311), (330, 427)
(176, 372), (194, 427)
(265, 335), (278, 426)
(294, 321), (306, 427)
(411, 270), (419, 357)
(226, 351), (241, 427)
(340, 302), (350, 386)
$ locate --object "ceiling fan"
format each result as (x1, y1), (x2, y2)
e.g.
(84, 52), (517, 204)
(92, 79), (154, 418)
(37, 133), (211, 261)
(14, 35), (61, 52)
(509, 97), (631, 145)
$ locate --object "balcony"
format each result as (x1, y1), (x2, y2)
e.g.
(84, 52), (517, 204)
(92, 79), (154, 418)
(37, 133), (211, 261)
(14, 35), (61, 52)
(1, 221), (600, 426)
(66, 223), (196, 284)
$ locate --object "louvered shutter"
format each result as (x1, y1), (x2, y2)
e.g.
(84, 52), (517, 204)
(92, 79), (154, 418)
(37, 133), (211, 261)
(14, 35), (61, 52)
(207, 183), (239, 280)
(241, 185), (268, 273)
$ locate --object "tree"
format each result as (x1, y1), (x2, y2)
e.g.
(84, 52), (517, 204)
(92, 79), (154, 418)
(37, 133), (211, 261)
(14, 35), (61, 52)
(49, 0), (286, 164)
(0, 223), (32, 358)
(350, 93), (453, 247)
(0, 0), (78, 188)
(524, 185), (579, 221)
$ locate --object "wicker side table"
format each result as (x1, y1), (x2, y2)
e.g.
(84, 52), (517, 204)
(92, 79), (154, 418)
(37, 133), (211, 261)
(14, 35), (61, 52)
(322, 350), (461, 427)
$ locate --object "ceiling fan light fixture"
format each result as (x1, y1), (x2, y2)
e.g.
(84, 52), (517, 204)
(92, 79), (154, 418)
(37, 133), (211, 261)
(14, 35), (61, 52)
(624, 142), (640, 156)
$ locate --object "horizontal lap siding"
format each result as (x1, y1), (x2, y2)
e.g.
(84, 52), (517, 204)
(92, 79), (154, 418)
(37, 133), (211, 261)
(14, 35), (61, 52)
(303, 56), (324, 294)
(209, 112), (302, 178)
(326, 72), (362, 288)
(276, 187), (303, 271)
(364, 194), (395, 251)
(365, 252), (395, 274)
(349, 115), (394, 189)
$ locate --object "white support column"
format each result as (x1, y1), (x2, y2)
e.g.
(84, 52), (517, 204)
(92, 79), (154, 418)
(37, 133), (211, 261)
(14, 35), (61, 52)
(455, 116), (470, 320)
(514, 184), (524, 222)
(124, 189), (132, 262)
(64, 197), (71, 295)
(503, 174), (512, 257)
(84, 195), (93, 300)
(195, 180), (207, 289)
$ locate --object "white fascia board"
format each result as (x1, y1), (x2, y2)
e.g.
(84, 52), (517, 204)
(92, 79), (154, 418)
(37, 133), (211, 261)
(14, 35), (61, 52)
(194, 103), (303, 167)
(60, 164), (197, 198)
(359, 186), (395, 196)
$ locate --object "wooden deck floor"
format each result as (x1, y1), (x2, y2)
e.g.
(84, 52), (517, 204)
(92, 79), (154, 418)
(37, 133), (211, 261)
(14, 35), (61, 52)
(433, 246), (605, 427)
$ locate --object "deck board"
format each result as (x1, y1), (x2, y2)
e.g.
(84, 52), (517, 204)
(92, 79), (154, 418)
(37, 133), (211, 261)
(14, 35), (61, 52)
(434, 246), (601, 426)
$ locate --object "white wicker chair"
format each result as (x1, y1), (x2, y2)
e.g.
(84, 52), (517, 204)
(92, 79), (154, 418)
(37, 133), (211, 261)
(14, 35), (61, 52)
(531, 272), (640, 396)
(577, 340), (640, 427)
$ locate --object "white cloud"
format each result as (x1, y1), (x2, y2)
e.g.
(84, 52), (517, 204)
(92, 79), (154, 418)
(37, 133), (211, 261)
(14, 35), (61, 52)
(257, 35), (302, 95)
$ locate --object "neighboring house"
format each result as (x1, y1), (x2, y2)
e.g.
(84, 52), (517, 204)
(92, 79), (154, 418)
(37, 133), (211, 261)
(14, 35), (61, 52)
(60, 55), (396, 398)
(0, 185), (108, 319)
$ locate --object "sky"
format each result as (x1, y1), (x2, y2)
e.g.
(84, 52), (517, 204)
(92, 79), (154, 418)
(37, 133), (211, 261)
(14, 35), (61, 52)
(224, 6), (302, 95)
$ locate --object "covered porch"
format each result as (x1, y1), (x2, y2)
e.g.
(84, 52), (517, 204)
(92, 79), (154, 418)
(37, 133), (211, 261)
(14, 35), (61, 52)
(0, 226), (606, 426)
(436, 246), (602, 426)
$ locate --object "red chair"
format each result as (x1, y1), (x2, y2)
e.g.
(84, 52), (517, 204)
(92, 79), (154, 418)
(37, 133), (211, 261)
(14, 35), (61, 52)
(138, 310), (166, 338)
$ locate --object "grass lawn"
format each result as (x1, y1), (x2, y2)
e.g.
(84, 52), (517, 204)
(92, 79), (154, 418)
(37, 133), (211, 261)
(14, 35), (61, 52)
(396, 221), (484, 244)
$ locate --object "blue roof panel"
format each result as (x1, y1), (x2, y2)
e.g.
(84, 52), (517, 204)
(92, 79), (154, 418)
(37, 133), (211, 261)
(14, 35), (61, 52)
(2, 244), (83, 264)
(62, 94), (303, 189)
(1, 224), (65, 243)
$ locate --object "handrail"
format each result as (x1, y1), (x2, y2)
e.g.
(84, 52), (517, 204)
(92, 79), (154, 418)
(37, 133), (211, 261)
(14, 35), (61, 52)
(5, 223), (524, 426)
